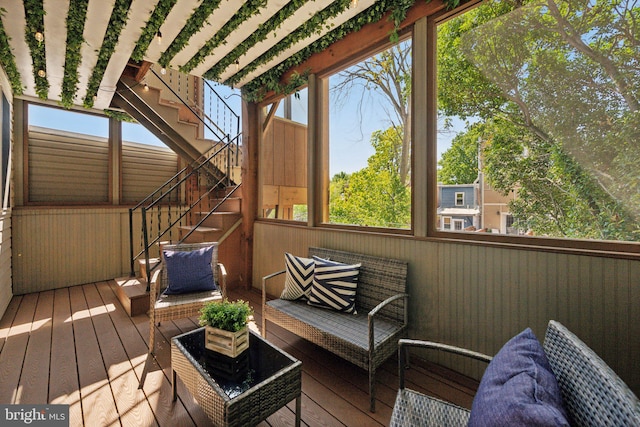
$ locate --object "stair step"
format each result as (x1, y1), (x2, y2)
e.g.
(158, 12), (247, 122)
(179, 225), (221, 233)
(114, 277), (149, 317)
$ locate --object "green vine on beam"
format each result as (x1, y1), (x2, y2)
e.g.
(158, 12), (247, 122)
(84, 0), (133, 108)
(23, 0), (48, 99)
(215, 0), (353, 85)
(157, 0), (223, 69)
(60, 0), (88, 108)
(239, 0), (462, 102)
(0, 9), (23, 95)
(182, 0), (284, 75)
(104, 108), (136, 122)
(131, 0), (177, 62)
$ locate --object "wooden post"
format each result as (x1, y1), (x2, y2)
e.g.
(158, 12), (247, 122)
(241, 99), (259, 289)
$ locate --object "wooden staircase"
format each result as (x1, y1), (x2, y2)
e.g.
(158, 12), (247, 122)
(114, 68), (243, 317)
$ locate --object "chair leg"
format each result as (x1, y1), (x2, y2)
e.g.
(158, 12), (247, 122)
(138, 352), (152, 389)
(149, 318), (156, 355)
(369, 364), (376, 412)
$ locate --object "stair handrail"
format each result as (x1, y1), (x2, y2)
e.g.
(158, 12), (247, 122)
(179, 182), (242, 243)
(148, 67), (229, 144)
(128, 143), (230, 276)
(127, 67), (243, 286)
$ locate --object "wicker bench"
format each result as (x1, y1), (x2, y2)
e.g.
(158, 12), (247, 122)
(262, 247), (409, 412)
(391, 320), (640, 426)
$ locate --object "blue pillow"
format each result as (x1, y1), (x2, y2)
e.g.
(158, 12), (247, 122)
(163, 246), (216, 295)
(468, 328), (570, 427)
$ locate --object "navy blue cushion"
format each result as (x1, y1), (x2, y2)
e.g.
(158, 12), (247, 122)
(468, 328), (570, 427)
(163, 246), (216, 295)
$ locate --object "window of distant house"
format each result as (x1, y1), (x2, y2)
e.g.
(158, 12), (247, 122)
(325, 38), (412, 230)
(260, 88), (308, 221)
(455, 192), (464, 206)
(27, 104), (109, 204)
(443, 217), (451, 230)
(434, 0), (639, 247)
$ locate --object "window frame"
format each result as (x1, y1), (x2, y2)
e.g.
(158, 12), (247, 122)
(315, 35), (415, 234)
(455, 192), (464, 207)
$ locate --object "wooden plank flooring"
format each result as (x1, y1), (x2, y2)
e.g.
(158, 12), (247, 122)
(0, 281), (479, 426)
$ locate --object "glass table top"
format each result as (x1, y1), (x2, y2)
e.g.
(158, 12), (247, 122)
(173, 328), (295, 399)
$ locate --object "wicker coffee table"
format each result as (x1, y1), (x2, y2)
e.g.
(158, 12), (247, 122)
(171, 327), (302, 427)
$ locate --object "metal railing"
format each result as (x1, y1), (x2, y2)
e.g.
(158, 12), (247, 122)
(127, 70), (242, 286)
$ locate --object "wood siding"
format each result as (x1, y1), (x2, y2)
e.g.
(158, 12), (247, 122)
(261, 117), (307, 216)
(252, 221), (640, 396)
(0, 213), (11, 317)
(28, 127), (110, 203)
(121, 140), (179, 203)
(11, 207), (182, 294)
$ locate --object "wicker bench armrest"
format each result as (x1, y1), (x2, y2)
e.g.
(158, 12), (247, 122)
(369, 293), (409, 323)
(398, 338), (493, 389)
(217, 262), (227, 299)
(398, 339), (492, 389)
(149, 265), (163, 303)
(262, 269), (286, 305)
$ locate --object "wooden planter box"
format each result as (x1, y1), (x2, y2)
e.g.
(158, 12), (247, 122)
(204, 326), (249, 358)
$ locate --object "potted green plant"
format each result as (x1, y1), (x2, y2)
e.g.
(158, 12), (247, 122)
(199, 299), (252, 357)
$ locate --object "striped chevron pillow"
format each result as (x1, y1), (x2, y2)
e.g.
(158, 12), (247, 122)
(308, 259), (361, 314)
(280, 253), (316, 300)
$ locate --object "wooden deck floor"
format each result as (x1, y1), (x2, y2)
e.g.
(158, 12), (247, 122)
(0, 281), (479, 426)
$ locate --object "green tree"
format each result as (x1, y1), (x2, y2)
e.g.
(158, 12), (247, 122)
(330, 127), (410, 228)
(332, 41), (412, 185)
(438, 122), (481, 184)
(438, 0), (639, 240)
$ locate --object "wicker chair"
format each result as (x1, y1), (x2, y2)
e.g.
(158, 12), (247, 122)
(390, 320), (640, 426)
(139, 241), (227, 388)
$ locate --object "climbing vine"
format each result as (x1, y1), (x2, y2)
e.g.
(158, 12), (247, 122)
(157, 0), (223, 68)
(239, 0), (462, 102)
(60, 0), (88, 108)
(0, 9), (23, 95)
(23, 0), (48, 99)
(185, 0), (306, 77)
(130, 0), (177, 62)
(83, 0), (133, 107)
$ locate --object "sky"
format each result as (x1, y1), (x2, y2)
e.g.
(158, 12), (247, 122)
(28, 81), (460, 176)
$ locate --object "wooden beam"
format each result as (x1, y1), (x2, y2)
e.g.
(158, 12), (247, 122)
(262, 99), (281, 135)
(241, 99), (259, 289)
(260, 0), (448, 105)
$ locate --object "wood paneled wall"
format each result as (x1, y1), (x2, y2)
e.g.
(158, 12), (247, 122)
(261, 118), (307, 217)
(252, 221), (640, 396)
(11, 207), (180, 294)
(0, 213), (11, 316)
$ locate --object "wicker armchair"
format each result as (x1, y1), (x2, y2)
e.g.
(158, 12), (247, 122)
(390, 320), (640, 426)
(139, 241), (227, 388)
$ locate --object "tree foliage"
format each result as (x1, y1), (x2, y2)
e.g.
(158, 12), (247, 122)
(437, 0), (640, 240)
(331, 41), (412, 185)
(330, 127), (410, 228)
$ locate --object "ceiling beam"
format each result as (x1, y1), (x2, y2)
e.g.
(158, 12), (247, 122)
(259, 0), (448, 105)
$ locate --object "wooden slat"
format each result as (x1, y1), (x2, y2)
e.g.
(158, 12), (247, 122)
(0, 295), (23, 354)
(16, 290), (53, 404)
(0, 293), (37, 404)
(70, 284), (120, 426)
(84, 282), (157, 427)
(49, 288), (83, 426)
